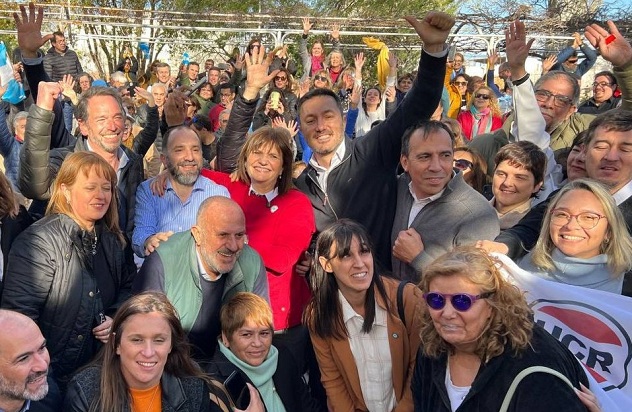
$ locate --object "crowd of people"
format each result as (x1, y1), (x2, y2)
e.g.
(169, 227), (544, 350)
(0, 2), (628, 411)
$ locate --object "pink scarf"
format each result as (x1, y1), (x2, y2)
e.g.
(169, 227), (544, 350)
(470, 107), (493, 139)
(310, 55), (325, 76)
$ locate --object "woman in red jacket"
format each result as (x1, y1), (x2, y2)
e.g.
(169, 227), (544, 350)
(457, 85), (502, 141)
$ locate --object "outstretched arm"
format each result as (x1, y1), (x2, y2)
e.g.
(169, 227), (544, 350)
(216, 47), (278, 173)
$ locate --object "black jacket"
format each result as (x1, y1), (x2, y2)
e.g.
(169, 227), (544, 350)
(412, 325), (589, 412)
(294, 50), (446, 270)
(43, 46), (82, 82)
(64, 366), (213, 412)
(1, 214), (135, 386)
(205, 346), (324, 412)
(20, 61), (149, 238)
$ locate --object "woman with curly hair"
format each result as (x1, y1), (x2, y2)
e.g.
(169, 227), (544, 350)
(457, 85), (502, 141)
(413, 246), (592, 412)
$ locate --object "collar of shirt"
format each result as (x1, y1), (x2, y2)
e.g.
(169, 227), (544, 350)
(195, 248), (222, 282)
(166, 174), (206, 193)
(85, 141), (128, 174)
(338, 290), (387, 327)
(308, 140), (346, 173)
(248, 185), (279, 203)
(407, 181), (446, 205)
(0, 400), (31, 412)
(613, 179), (632, 206)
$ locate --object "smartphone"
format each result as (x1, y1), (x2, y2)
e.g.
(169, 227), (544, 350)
(448, 44), (457, 62)
(270, 91), (281, 110)
(127, 82), (135, 98)
(224, 370), (250, 409)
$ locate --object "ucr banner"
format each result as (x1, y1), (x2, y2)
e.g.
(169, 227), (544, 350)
(496, 253), (632, 410)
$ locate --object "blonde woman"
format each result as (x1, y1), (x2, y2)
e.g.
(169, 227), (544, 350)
(457, 85), (502, 141)
(519, 178), (632, 294)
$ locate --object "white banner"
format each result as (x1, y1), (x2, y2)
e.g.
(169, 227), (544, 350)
(496, 253), (632, 411)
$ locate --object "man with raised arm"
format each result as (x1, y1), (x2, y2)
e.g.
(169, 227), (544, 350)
(294, 12), (455, 269)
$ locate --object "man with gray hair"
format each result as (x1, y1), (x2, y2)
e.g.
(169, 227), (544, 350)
(0, 309), (61, 412)
(109, 70), (128, 89)
(134, 196), (269, 360)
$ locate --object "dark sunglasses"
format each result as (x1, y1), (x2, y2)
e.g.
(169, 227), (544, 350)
(424, 292), (493, 312)
(453, 158), (473, 171)
(275, 76), (288, 81)
(454, 81), (468, 86)
(314, 75), (328, 82)
(475, 93), (490, 100)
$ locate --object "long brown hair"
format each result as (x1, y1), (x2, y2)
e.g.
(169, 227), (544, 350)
(89, 292), (215, 412)
(46, 151), (124, 245)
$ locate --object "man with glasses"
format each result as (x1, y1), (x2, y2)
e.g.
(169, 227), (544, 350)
(550, 32), (598, 79)
(209, 84), (235, 131)
(578, 71), (621, 114)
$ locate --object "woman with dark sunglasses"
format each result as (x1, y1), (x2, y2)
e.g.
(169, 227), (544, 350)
(453, 147), (488, 195)
(413, 246), (594, 412)
(304, 219), (424, 412)
(457, 85), (503, 141)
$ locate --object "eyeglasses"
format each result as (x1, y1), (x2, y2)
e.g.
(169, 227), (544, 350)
(475, 93), (490, 100)
(275, 76), (287, 81)
(592, 81), (613, 88)
(550, 209), (606, 229)
(454, 81), (468, 86)
(454, 158), (473, 171)
(314, 75), (328, 82)
(424, 292), (493, 312)
(534, 89), (573, 108)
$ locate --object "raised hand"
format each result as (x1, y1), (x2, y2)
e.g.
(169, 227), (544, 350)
(354, 52), (365, 71)
(388, 51), (398, 76)
(243, 46), (279, 100)
(404, 12), (455, 54)
(13, 2), (53, 58)
(585, 20), (632, 68)
(541, 55), (558, 75)
(272, 117), (298, 137)
(59, 74), (78, 105)
(36, 81), (62, 111)
(134, 86), (154, 107)
(487, 50), (499, 68)
(572, 32), (582, 48)
(331, 23), (340, 40)
(505, 20), (534, 80)
(302, 17), (313, 35)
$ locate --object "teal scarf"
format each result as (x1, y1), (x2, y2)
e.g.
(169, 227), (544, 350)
(218, 341), (286, 412)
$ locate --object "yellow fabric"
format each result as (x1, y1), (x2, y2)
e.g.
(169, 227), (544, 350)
(129, 384), (162, 412)
(363, 37), (390, 88)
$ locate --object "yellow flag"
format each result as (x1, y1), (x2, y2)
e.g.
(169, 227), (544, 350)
(362, 37), (389, 88)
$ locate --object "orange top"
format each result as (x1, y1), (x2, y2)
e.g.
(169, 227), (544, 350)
(129, 384), (162, 412)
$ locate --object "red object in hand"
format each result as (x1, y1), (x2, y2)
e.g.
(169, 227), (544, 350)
(605, 34), (616, 45)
